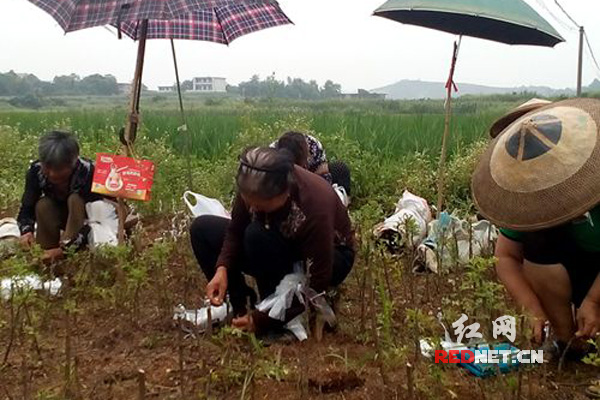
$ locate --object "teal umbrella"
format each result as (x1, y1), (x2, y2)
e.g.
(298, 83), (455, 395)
(373, 0), (565, 212)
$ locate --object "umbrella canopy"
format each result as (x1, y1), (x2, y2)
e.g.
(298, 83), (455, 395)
(29, 0), (291, 44)
(119, 2), (291, 43)
(28, 0), (271, 32)
(374, 0), (564, 47)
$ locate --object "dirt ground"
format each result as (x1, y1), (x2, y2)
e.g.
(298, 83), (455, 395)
(1, 216), (598, 400)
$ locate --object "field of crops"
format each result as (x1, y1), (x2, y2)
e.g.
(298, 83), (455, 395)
(0, 96), (511, 212)
(1, 97), (597, 399)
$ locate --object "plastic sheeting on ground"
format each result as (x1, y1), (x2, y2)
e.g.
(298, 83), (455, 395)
(0, 275), (62, 300)
(373, 191), (432, 248)
(86, 200), (119, 248)
(412, 212), (498, 274)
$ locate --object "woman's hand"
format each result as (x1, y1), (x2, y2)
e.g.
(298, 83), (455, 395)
(232, 314), (256, 333)
(576, 297), (600, 339)
(206, 266), (228, 306)
(528, 315), (548, 345)
(20, 232), (34, 248)
(42, 248), (64, 264)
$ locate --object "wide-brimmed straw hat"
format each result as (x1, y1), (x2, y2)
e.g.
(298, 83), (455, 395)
(473, 98), (600, 231)
(490, 98), (552, 138)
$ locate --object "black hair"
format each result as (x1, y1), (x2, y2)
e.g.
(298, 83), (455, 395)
(38, 131), (79, 168)
(275, 131), (309, 168)
(237, 147), (294, 199)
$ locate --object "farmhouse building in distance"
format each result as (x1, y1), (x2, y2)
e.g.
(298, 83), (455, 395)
(191, 77), (227, 93)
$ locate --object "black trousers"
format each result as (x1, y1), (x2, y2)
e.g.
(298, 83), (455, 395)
(190, 215), (354, 316)
(516, 227), (600, 307)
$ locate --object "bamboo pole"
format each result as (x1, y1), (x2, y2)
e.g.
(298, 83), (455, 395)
(436, 37), (462, 214)
(170, 39), (193, 190)
(124, 20), (149, 152)
(118, 20), (149, 244)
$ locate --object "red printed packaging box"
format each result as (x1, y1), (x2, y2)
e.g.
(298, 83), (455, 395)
(92, 153), (155, 201)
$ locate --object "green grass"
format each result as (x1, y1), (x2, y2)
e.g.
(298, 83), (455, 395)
(0, 106), (499, 159)
(0, 96), (516, 218)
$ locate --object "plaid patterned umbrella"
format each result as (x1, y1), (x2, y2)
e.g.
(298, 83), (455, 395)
(26, 0), (292, 233)
(28, 0), (291, 43)
(119, 2), (292, 44)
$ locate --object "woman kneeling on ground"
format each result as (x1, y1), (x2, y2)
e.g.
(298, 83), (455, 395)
(472, 98), (600, 357)
(17, 131), (101, 263)
(272, 131), (351, 197)
(190, 147), (355, 335)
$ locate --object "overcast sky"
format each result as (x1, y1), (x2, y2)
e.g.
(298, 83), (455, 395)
(1, 0), (599, 92)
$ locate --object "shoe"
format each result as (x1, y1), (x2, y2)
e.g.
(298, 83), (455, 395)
(260, 329), (297, 347)
(539, 339), (591, 363)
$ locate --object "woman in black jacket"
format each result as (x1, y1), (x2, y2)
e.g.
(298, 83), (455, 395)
(17, 131), (101, 262)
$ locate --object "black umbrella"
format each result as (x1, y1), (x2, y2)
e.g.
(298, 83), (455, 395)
(374, 0), (564, 212)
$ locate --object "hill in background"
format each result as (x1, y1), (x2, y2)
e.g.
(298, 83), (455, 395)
(373, 79), (600, 100)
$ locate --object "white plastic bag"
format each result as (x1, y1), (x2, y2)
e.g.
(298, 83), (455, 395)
(373, 191), (432, 245)
(183, 191), (230, 219)
(412, 213), (498, 274)
(1, 275), (62, 300)
(86, 200), (119, 248)
(332, 184), (350, 208)
(173, 303), (230, 332)
(257, 271), (306, 321)
(256, 264), (337, 341)
(0, 218), (20, 240)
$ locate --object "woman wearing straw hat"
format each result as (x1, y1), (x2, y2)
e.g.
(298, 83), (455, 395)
(472, 98), (600, 353)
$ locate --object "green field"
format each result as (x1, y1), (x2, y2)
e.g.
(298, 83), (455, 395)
(0, 96), (510, 216)
(2, 96), (600, 399)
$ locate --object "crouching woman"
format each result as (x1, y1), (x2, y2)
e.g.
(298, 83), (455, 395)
(190, 147), (355, 335)
(17, 131), (101, 262)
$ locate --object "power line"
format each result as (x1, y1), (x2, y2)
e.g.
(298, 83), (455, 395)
(533, 0), (576, 32)
(553, 0), (580, 28)
(584, 32), (600, 78)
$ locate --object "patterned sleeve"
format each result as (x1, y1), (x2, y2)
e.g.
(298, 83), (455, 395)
(306, 135), (327, 173)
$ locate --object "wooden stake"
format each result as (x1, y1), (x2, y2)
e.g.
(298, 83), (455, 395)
(436, 37), (462, 214)
(63, 306), (73, 398)
(21, 354), (30, 400)
(178, 319), (185, 399)
(117, 198), (126, 245)
(123, 19), (149, 153)
(206, 300), (213, 338)
(406, 362), (415, 400)
(117, 19), (148, 243)
(137, 369), (146, 400)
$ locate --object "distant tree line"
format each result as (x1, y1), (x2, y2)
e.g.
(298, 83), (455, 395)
(224, 74), (343, 100)
(0, 71), (120, 97)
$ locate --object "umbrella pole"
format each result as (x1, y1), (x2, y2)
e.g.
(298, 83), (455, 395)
(170, 39), (193, 190)
(118, 19), (149, 244)
(436, 37), (461, 215)
(124, 19), (149, 154)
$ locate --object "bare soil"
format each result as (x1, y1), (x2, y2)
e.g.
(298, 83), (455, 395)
(0, 216), (598, 400)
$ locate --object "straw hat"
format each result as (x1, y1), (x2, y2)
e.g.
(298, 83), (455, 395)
(472, 98), (600, 231)
(490, 98), (552, 138)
